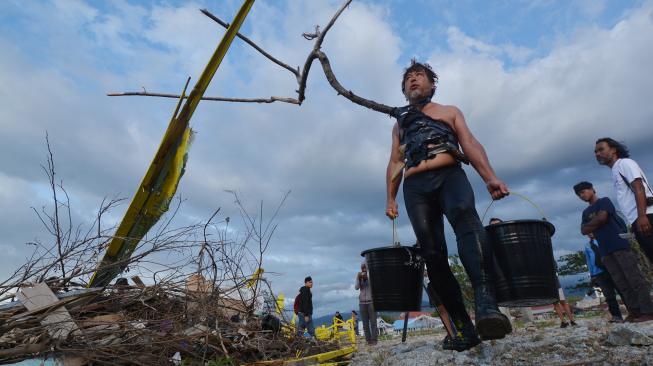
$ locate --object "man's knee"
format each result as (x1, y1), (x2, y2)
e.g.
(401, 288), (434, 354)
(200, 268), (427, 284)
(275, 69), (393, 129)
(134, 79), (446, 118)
(422, 248), (449, 267)
(446, 202), (482, 231)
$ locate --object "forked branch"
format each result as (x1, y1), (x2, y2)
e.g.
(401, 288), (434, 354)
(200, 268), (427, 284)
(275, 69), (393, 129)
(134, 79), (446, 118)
(108, 0), (395, 117)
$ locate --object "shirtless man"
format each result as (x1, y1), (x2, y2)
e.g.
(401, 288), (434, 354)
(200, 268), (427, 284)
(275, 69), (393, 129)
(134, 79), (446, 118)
(386, 60), (511, 351)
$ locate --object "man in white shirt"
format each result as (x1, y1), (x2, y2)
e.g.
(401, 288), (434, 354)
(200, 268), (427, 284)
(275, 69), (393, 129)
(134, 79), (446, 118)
(595, 137), (653, 264)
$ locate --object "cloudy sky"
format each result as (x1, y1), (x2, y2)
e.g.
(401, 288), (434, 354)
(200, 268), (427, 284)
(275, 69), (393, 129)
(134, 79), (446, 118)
(1, 0), (652, 317)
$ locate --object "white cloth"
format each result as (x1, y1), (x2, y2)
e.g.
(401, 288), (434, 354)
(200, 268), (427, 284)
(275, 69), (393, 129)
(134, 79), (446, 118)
(611, 158), (653, 224)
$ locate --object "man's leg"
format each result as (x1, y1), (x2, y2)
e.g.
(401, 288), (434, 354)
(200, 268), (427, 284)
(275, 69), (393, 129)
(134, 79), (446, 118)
(297, 313), (306, 336)
(403, 171), (480, 351)
(553, 302), (568, 327)
(561, 300), (576, 324)
(633, 214), (653, 265)
(307, 315), (315, 337)
(359, 303), (371, 342)
(368, 304), (378, 342)
(594, 272), (623, 320)
(603, 251), (640, 318)
(426, 282), (456, 338)
(439, 167), (511, 339)
(613, 249), (653, 317)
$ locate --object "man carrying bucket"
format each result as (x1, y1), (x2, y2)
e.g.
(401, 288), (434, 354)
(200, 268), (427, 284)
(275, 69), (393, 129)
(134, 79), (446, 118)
(385, 60), (511, 351)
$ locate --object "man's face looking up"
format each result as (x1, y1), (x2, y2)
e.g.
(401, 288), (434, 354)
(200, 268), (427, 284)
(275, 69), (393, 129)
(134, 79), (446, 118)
(404, 69), (433, 101)
(594, 141), (615, 166)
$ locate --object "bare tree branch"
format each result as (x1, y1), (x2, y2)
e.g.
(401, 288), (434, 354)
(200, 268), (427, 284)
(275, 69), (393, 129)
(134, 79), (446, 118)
(0, 193), (335, 364)
(315, 50), (394, 115)
(44, 133), (66, 279)
(200, 8), (300, 78)
(106, 91), (300, 105)
(108, 0), (396, 117)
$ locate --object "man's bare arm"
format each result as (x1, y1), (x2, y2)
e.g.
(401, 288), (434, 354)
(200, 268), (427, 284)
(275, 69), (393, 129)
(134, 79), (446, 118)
(452, 107), (508, 199)
(386, 123), (403, 219)
(581, 211), (608, 235)
(631, 178), (652, 235)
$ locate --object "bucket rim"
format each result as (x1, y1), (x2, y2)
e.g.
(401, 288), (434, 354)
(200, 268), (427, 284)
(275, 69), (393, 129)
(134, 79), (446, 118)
(484, 219), (555, 236)
(360, 245), (420, 257)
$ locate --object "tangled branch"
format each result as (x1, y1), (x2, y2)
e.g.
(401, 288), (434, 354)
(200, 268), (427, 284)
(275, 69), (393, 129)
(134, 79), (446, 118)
(0, 144), (340, 365)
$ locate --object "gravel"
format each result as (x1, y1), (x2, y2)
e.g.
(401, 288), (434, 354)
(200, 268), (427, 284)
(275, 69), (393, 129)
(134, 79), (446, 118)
(350, 317), (653, 365)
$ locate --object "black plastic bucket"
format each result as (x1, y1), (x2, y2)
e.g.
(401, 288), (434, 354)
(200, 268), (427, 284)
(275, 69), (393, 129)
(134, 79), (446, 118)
(486, 220), (558, 307)
(361, 246), (424, 311)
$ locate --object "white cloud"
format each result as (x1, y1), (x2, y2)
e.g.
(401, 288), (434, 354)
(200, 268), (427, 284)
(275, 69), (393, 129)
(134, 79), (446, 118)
(433, 2), (653, 176)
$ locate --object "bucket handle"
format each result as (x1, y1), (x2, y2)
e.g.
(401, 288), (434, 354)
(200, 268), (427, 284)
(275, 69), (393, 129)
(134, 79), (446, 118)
(481, 191), (547, 224)
(392, 219), (401, 247)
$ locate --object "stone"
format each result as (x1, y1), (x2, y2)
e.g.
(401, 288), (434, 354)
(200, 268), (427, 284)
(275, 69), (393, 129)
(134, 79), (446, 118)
(412, 340), (428, 349)
(391, 343), (413, 355)
(605, 325), (653, 346)
(631, 332), (653, 346)
(454, 354), (469, 365)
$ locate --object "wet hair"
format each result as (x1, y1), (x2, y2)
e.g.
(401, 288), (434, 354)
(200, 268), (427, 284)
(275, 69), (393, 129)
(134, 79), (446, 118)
(304, 276), (312, 283)
(596, 137), (630, 158)
(573, 181), (593, 195)
(401, 59), (438, 98)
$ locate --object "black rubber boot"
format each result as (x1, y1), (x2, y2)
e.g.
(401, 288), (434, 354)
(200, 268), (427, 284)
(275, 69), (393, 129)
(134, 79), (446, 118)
(441, 334), (455, 350)
(453, 212), (512, 341)
(443, 317), (481, 352)
(473, 284), (512, 340)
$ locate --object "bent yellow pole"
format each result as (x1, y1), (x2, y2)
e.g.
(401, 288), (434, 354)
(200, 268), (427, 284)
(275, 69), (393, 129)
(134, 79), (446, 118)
(89, 0), (256, 287)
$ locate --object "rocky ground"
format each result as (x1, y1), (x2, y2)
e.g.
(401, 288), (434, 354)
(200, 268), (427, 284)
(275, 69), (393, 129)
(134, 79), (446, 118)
(350, 316), (653, 365)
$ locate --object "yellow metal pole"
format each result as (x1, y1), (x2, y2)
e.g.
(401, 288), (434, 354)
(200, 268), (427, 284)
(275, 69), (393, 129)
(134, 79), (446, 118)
(89, 0), (256, 287)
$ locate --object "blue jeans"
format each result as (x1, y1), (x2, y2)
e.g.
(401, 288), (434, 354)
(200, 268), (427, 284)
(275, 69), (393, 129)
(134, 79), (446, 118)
(297, 312), (315, 337)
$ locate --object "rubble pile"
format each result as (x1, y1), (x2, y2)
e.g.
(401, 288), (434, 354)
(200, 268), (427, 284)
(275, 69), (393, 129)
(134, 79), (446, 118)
(0, 186), (346, 365)
(0, 280), (338, 365)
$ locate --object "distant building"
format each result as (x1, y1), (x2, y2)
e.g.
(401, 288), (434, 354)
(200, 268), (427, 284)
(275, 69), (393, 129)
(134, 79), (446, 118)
(398, 311), (433, 320)
(392, 314), (443, 332)
(530, 305), (556, 320)
(356, 317), (394, 336)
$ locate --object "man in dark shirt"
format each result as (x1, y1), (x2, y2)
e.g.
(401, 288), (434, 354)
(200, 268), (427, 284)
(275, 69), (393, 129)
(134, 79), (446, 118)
(296, 276), (315, 337)
(575, 181), (653, 322)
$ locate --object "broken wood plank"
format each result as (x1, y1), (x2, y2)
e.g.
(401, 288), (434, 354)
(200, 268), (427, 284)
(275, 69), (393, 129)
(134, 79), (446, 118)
(16, 283), (79, 340)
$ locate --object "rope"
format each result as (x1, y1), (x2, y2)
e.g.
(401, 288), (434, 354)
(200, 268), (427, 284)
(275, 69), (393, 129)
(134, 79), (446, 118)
(481, 191), (547, 224)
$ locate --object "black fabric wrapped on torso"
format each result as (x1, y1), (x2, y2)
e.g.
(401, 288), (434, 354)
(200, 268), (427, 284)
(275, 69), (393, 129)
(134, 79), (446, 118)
(393, 105), (467, 168)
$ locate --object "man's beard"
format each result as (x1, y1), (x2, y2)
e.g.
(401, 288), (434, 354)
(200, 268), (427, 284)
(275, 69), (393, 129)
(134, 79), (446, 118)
(407, 89), (429, 103)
